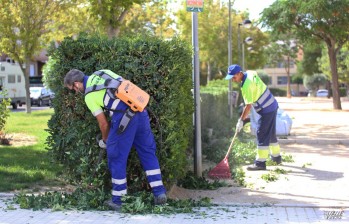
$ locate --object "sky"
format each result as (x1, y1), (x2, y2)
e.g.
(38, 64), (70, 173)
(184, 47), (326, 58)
(233, 0), (275, 20)
(233, 0), (276, 21)
(170, 1), (276, 21)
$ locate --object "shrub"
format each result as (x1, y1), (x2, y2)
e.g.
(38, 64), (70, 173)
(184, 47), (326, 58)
(43, 33), (193, 194)
(339, 87), (347, 97)
(199, 80), (256, 174)
(0, 91), (11, 133)
(269, 88), (286, 97)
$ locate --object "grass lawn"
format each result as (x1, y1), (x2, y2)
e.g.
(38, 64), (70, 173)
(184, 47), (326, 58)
(0, 109), (65, 192)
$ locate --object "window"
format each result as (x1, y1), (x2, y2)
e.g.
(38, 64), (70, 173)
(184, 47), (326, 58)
(17, 75), (21, 83)
(6, 58), (15, 63)
(289, 61), (295, 68)
(8, 75), (16, 83)
(277, 60), (295, 68)
(29, 76), (43, 85)
(0, 66), (4, 71)
(277, 76), (288, 85)
(30, 64), (35, 76)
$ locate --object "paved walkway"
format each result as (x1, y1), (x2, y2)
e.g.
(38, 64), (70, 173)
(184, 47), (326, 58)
(277, 97), (349, 145)
(1, 97), (349, 223)
(0, 195), (347, 223)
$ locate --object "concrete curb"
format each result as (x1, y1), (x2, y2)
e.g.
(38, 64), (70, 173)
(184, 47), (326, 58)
(279, 138), (349, 145)
(0, 193), (15, 198)
(214, 202), (349, 209)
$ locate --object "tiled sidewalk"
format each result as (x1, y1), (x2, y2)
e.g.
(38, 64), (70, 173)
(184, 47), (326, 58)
(0, 196), (348, 224)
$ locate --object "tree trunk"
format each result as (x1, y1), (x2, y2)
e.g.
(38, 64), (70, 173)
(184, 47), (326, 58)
(23, 58), (32, 114)
(107, 26), (120, 38)
(296, 83), (300, 96)
(107, 9), (128, 38)
(327, 45), (342, 110)
(206, 62), (211, 83)
(286, 56), (291, 98)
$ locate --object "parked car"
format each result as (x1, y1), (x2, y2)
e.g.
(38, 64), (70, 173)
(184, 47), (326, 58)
(30, 87), (55, 106)
(30, 87), (44, 106)
(38, 88), (55, 106)
(316, 89), (329, 97)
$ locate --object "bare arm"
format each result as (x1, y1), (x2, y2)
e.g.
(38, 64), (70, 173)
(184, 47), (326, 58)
(96, 113), (110, 142)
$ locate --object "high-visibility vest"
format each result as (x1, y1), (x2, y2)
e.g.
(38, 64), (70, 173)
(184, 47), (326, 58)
(241, 70), (278, 114)
(84, 70), (150, 133)
(85, 70), (149, 112)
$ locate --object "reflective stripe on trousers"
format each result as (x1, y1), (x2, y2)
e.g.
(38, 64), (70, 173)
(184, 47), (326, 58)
(269, 142), (280, 157)
(255, 109), (280, 162)
(106, 109), (166, 205)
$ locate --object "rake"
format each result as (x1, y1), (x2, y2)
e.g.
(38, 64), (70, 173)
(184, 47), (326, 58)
(207, 131), (238, 179)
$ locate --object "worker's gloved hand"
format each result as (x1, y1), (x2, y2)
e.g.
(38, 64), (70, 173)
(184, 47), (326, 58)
(98, 139), (107, 149)
(236, 118), (244, 133)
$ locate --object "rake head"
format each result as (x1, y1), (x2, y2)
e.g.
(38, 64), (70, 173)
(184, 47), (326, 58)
(207, 157), (231, 179)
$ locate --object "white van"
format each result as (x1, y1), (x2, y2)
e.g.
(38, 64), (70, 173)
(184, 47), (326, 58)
(0, 61), (26, 109)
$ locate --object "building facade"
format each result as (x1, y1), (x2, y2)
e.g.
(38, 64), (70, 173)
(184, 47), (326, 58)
(263, 49), (307, 96)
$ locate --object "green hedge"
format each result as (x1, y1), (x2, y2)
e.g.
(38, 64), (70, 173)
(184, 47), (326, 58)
(269, 88), (287, 97)
(43, 33), (193, 193)
(340, 87), (347, 97)
(0, 91), (11, 133)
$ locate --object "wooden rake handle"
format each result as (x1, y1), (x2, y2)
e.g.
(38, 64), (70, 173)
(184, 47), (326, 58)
(224, 131), (239, 159)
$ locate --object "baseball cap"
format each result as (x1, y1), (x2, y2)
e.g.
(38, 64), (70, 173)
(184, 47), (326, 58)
(225, 64), (242, 80)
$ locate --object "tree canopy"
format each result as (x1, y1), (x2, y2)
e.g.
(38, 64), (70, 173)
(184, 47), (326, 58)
(0, 0), (63, 113)
(261, 0), (349, 109)
(88, 0), (149, 38)
(119, 1), (177, 38)
(264, 32), (299, 98)
(176, 0), (268, 83)
(298, 43), (322, 76)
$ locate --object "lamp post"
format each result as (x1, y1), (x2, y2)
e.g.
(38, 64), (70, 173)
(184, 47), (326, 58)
(241, 37), (253, 70)
(228, 18), (252, 119)
(237, 19), (252, 66)
(228, 0), (233, 119)
(226, 19), (251, 118)
(192, 12), (202, 177)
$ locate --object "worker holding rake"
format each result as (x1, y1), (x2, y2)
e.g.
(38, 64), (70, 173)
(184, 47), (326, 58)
(225, 64), (282, 171)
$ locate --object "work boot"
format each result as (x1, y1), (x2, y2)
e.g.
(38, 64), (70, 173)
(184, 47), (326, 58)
(104, 199), (122, 211)
(247, 161), (266, 171)
(271, 155), (282, 165)
(154, 193), (167, 205)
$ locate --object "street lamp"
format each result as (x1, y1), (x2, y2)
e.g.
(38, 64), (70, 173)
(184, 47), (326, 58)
(225, 19), (252, 118)
(242, 37), (253, 70)
(237, 19), (252, 66)
(247, 46), (255, 53)
(227, 17), (252, 119)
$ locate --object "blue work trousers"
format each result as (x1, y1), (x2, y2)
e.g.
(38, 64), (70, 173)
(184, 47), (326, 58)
(257, 109), (278, 147)
(106, 109), (166, 205)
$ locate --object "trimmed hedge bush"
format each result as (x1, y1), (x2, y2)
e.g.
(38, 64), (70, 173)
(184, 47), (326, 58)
(339, 87), (347, 97)
(269, 88), (287, 97)
(0, 91), (11, 133)
(43, 33), (193, 193)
